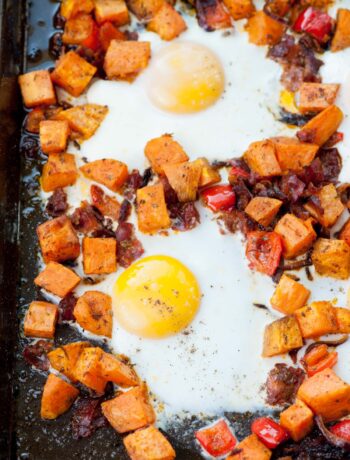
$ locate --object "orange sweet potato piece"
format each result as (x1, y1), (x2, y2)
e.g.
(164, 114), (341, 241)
(245, 10), (285, 45)
(295, 301), (338, 339)
(37, 215), (80, 263)
(280, 399), (314, 442)
(99, 22), (126, 51)
(41, 153), (78, 192)
(82, 238), (117, 275)
(195, 0), (232, 30)
(56, 104), (108, 140)
(270, 137), (318, 172)
(74, 290), (113, 337)
(163, 160), (202, 202)
(304, 184), (344, 228)
(62, 13), (96, 45)
(270, 274), (310, 315)
(331, 9), (350, 52)
(243, 140), (282, 177)
(51, 51), (97, 97)
(24, 301), (59, 339)
(19, 70), (56, 108)
(297, 368), (350, 421)
(123, 425), (176, 460)
(298, 83), (340, 113)
(34, 261), (80, 297)
(263, 315), (303, 357)
(227, 434), (271, 460)
(339, 218), (350, 247)
(100, 352), (140, 387)
(297, 105), (343, 146)
(80, 159), (128, 191)
(126, 0), (164, 19)
(102, 384), (155, 433)
(90, 184), (120, 220)
(144, 134), (189, 175)
(95, 0), (130, 26)
(274, 214), (316, 259)
(136, 183), (171, 233)
(312, 238), (350, 280)
(223, 0), (255, 20)
(104, 40), (151, 81)
(47, 341), (90, 382)
(74, 347), (107, 393)
(61, 0), (94, 19)
(41, 374), (79, 419)
(245, 196), (282, 227)
(147, 3), (187, 40)
(335, 307), (350, 333)
(195, 158), (221, 188)
(39, 120), (70, 154)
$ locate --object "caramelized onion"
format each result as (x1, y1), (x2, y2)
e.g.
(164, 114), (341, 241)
(315, 415), (350, 450)
(305, 335), (348, 355)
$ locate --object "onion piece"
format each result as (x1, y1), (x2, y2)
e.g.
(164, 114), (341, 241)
(304, 335), (348, 355)
(315, 415), (350, 450)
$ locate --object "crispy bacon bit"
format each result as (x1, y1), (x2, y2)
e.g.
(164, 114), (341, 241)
(141, 167), (153, 188)
(123, 169), (143, 201)
(220, 210), (257, 236)
(71, 202), (103, 235)
(90, 185), (120, 221)
(23, 340), (53, 371)
(266, 363), (305, 406)
(160, 176), (178, 206)
(297, 127), (317, 143)
(169, 202), (200, 231)
(118, 199), (132, 223)
(195, 0), (232, 31)
(323, 132), (344, 149)
(280, 174), (305, 203)
(46, 188), (68, 217)
(116, 222), (144, 268)
(318, 148), (342, 183)
(297, 158), (324, 185)
(71, 397), (108, 440)
(232, 180), (252, 211)
(59, 292), (77, 322)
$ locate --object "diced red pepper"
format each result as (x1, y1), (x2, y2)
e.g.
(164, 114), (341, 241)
(229, 165), (250, 180)
(195, 419), (237, 457)
(82, 22), (101, 51)
(251, 417), (289, 449)
(293, 7), (333, 43)
(306, 351), (338, 377)
(330, 420), (350, 442)
(246, 231), (283, 276)
(201, 185), (236, 212)
(99, 22), (126, 52)
(302, 344), (328, 367)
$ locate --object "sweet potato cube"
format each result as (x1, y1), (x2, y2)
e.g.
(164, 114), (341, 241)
(24, 301), (59, 339)
(297, 105), (343, 146)
(263, 315), (303, 357)
(195, 0), (232, 30)
(195, 157), (221, 188)
(223, 0), (255, 20)
(41, 153), (78, 192)
(100, 352), (139, 387)
(95, 0), (130, 25)
(61, 0), (94, 19)
(271, 136), (318, 172)
(280, 399), (313, 442)
(102, 384), (155, 433)
(126, 0), (164, 19)
(80, 159), (128, 191)
(123, 425), (176, 460)
(82, 238), (117, 275)
(339, 218), (350, 247)
(298, 83), (340, 114)
(74, 347), (107, 393)
(62, 13), (95, 45)
(335, 307), (350, 333)
(245, 11), (285, 46)
(34, 261), (80, 297)
(39, 120), (69, 154)
(51, 51), (97, 97)
(227, 434), (271, 460)
(144, 134), (188, 175)
(136, 183), (171, 233)
(37, 215), (80, 263)
(56, 104), (108, 140)
(74, 290), (113, 337)
(274, 214), (316, 259)
(243, 140), (282, 177)
(245, 197), (282, 227)
(147, 3), (187, 40)
(41, 374), (79, 419)
(295, 301), (338, 339)
(163, 160), (202, 202)
(19, 70), (56, 108)
(297, 368), (350, 422)
(270, 274), (310, 315)
(104, 40), (151, 80)
(331, 9), (350, 52)
(312, 238), (350, 280)
(48, 341), (90, 382)
(304, 184), (344, 228)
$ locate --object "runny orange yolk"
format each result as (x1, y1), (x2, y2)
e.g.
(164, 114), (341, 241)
(113, 255), (201, 339)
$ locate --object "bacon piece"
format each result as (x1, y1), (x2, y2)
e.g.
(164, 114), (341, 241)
(266, 363), (305, 406)
(116, 222), (144, 268)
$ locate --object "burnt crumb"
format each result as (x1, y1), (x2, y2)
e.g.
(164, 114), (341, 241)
(305, 266), (314, 281)
(253, 303), (268, 310)
(45, 188), (68, 217)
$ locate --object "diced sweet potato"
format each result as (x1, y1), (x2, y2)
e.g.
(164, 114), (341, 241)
(61, 0), (94, 19)
(264, 0), (290, 16)
(245, 10), (285, 45)
(245, 197), (282, 227)
(263, 315), (303, 357)
(80, 159), (128, 191)
(223, 0), (255, 20)
(90, 185), (120, 220)
(100, 352), (140, 387)
(331, 9), (350, 52)
(99, 22), (126, 51)
(74, 347), (107, 393)
(195, 0), (232, 30)
(147, 3), (187, 40)
(102, 384), (155, 433)
(136, 183), (171, 233)
(39, 120), (70, 154)
(24, 301), (59, 339)
(243, 140), (282, 177)
(312, 238), (350, 280)
(304, 184), (344, 228)
(298, 83), (340, 114)
(41, 153), (78, 192)
(280, 399), (314, 442)
(163, 161), (202, 202)
(56, 104), (108, 140)
(94, 0), (130, 26)
(51, 51), (97, 97)
(124, 425), (176, 460)
(48, 341), (90, 382)
(270, 274), (310, 315)
(34, 261), (80, 297)
(62, 13), (96, 45)
(82, 238), (117, 275)
(335, 307), (350, 333)
(41, 374), (79, 419)
(297, 368), (350, 422)
(270, 137), (318, 172)
(18, 70), (56, 108)
(74, 290), (113, 337)
(274, 214), (316, 259)
(26, 107), (63, 134)
(144, 134), (189, 175)
(37, 215), (80, 263)
(295, 301), (338, 339)
(339, 219), (350, 247)
(104, 40), (151, 80)
(126, 0), (164, 19)
(297, 105), (343, 146)
(195, 158), (221, 188)
(227, 434), (271, 460)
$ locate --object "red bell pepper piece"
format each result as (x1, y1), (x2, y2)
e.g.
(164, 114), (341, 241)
(81, 22), (101, 51)
(229, 165), (250, 180)
(251, 417), (289, 449)
(306, 351), (338, 377)
(293, 7), (333, 43)
(246, 231), (283, 276)
(99, 22), (126, 52)
(195, 419), (237, 457)
(201, 185), (236, 212)
(330, 420), (350, 442)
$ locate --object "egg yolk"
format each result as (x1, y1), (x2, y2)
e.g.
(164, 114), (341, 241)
(113, 255), (201, 338)
(146, 42), (225, 114)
